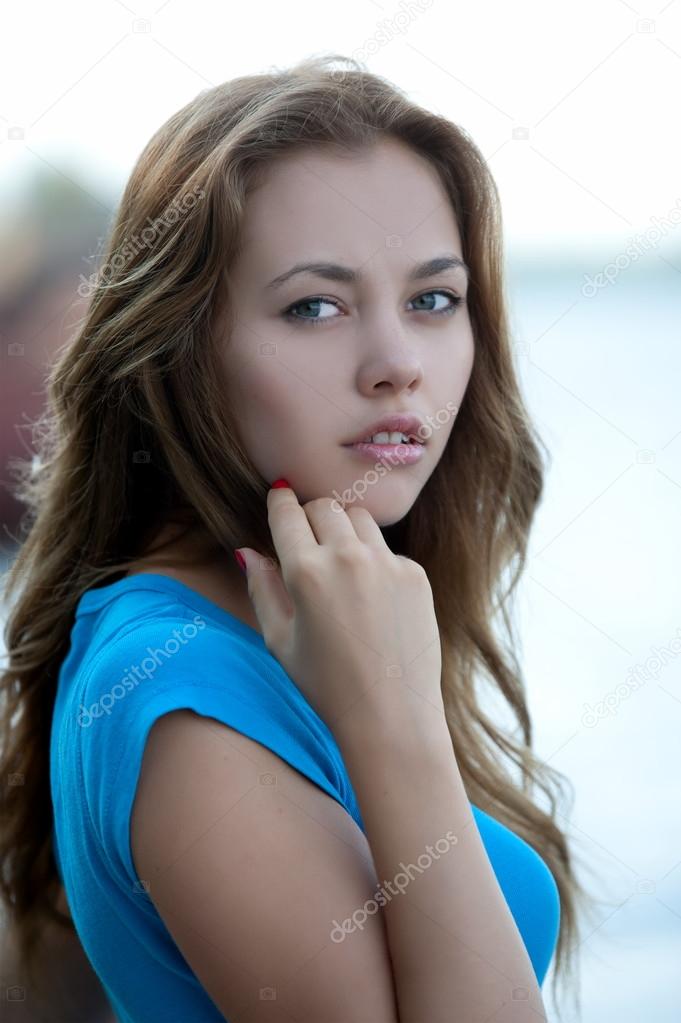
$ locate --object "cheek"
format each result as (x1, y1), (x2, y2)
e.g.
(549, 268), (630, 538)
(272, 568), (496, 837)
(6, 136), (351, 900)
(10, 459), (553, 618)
(227, 355), (315, 451)
(429, 336), (474, 434)
(447, 330), (475, 391)
(243, 341), (345, 424)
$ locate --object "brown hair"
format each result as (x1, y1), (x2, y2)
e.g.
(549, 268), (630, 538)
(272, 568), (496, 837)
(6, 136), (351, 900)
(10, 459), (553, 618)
(0, 53), (599, 1018)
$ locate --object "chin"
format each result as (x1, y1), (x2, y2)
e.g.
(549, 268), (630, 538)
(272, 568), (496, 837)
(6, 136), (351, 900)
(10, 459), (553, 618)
(333, 489), (419, 527)
(369, 507), (413, 528)
(295, 463), (424, 523)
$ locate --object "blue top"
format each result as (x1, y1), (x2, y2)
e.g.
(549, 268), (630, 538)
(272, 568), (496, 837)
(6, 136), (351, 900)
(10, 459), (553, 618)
(50, 573), (560, 1022)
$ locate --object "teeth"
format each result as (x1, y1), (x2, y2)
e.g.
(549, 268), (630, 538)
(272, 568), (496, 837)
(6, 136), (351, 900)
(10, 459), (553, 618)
(368, 431), (412, 445)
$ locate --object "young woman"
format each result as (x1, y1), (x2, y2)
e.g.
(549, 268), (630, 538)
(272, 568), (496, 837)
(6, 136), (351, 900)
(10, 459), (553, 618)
(0, 54), (595, 1022)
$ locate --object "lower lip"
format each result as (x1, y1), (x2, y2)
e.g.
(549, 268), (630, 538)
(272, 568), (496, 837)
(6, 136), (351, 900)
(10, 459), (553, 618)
(343, 442), (425, 464)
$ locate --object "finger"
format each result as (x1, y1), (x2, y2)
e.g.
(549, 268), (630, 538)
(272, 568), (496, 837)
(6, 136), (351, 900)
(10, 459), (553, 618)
(343, 505), (387, 546)
(238, 547), (293, 653)
(302, 497), (362, 547)
(266, 485), (319, 565)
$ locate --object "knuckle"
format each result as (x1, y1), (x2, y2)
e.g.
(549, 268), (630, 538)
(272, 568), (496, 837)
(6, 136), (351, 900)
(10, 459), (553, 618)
(397, 554), (426, 578)
(345, 505), (371, 521)
(305, 496), (336, 513)
(333, 542), (371, 571)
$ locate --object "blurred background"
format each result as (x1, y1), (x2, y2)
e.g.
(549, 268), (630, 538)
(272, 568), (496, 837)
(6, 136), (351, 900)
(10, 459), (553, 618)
(1, 1), (680, 1020)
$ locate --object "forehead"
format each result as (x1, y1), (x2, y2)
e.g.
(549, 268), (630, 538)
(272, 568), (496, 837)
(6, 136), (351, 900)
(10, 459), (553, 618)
(233, 139), (463, 274)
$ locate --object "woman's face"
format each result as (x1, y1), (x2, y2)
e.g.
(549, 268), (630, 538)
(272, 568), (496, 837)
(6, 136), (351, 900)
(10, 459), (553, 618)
(218, 137), (475, 527)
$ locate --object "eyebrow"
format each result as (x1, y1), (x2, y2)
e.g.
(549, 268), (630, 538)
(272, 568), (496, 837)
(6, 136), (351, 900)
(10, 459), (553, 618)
(265, 253), (470, 290)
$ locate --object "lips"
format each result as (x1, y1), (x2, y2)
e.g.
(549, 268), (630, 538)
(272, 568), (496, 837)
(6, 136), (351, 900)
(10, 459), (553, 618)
(344, 413), (426, 446)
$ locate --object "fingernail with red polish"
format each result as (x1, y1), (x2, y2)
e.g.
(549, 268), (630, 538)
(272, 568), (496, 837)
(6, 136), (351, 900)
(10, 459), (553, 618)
(270, 478), (291, 489)
(234, 549), (247, 574)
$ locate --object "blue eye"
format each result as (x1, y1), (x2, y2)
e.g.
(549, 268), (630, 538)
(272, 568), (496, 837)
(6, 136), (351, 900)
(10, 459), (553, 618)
(282, 289), (463, 327)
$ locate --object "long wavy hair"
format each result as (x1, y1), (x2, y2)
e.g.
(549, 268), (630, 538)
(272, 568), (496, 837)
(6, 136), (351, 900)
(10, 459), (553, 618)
(0, 53), (599, 1019)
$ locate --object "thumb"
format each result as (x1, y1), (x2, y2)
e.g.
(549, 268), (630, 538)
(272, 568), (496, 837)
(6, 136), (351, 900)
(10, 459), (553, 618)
(235, 548), (293, 653)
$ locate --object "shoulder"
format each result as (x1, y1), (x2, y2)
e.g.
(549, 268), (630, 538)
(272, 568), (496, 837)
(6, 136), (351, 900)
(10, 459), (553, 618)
(73, 607), (360, 886)
(130, 707), (399, 1021)
(77, 606), (267, 732)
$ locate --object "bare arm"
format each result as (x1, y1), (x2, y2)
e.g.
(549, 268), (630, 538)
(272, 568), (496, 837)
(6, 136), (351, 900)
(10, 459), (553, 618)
(332, 687), (546, 1023)
(132, 696), (544, 1023)
(132, 709), (402, 1022)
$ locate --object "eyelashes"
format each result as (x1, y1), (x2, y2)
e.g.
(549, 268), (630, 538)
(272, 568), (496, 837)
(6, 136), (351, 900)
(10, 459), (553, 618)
(282, 289), (463, 328)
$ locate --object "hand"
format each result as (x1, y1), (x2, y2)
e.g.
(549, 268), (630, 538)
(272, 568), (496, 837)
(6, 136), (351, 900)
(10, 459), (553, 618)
(236, 485), (443, 732)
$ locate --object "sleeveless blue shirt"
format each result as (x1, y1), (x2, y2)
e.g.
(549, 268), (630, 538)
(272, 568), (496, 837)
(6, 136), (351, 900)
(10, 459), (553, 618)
(49, 573), (560, 1022)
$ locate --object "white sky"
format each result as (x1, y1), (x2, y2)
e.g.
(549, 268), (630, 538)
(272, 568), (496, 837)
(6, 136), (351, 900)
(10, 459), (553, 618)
(1, 0), (680, 257)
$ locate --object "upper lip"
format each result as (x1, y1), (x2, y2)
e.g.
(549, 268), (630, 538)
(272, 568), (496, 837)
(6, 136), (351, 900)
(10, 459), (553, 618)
(344, 413), (426, 446)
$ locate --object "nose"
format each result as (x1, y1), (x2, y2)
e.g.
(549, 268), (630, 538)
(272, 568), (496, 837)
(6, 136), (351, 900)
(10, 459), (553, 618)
(355, 337), (424, 397)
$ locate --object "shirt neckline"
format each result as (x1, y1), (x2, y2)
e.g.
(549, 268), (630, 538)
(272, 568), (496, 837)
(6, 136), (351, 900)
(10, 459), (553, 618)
(76, 571), (266, 648)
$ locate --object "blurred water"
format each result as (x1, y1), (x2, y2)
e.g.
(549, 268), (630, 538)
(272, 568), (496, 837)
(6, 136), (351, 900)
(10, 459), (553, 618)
(506, 251), (681, 1021)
